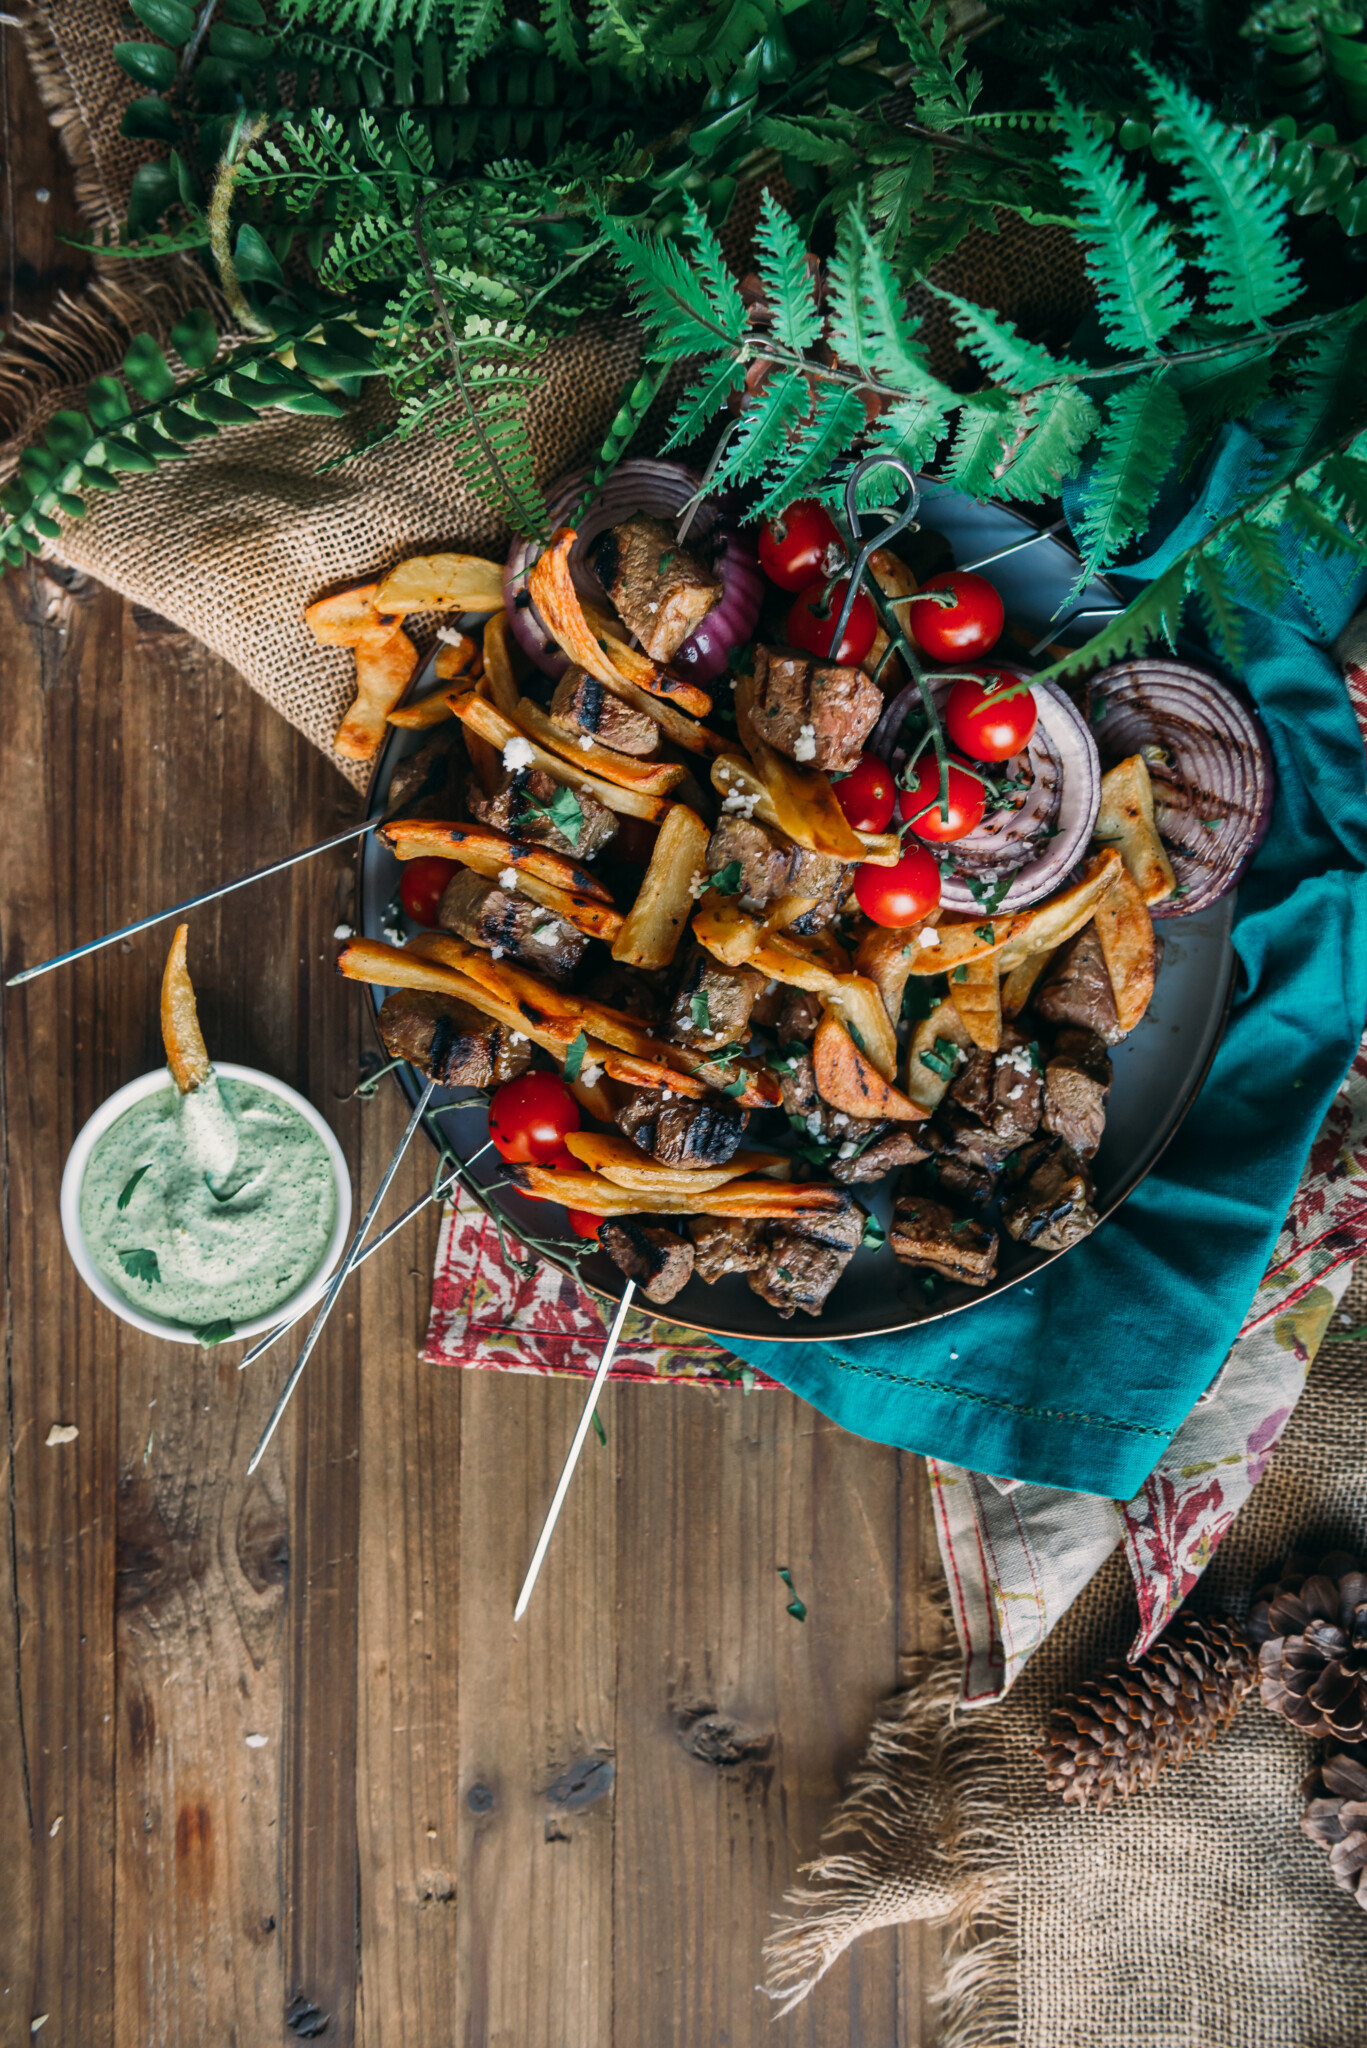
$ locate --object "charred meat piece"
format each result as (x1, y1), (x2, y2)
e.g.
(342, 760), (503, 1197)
(378, 989), (532, 1089)
(386, 730), (464, 817)
(1033, 925), (1124, 1044)
(831, 1127), (929, 1184)
(468, 764), (619, 860)
(550, 668), (661, 757)
(1042, 1027), (1112, 1159)
(599, 1218), (695, 1305)
(580, 962), (666, 1024)
(690, 1217), (765, 1284)
(748, 1236), (853, 1317)
(667, 944), (767, 1052)
(706, 815), (796, 906)
(1002, 1141), (1098, 1251)
(437, 869), (586, 981)
(921, 1137), (999, 1209)
(788, 1196), (864, 1255)
(939, 1037), (1044, 1165)
(589, 516), (724, 664)
(615, 1088), (750, 1168)
(890, 1193), (998, 1287)
(784, 848), (854, 934)
(749, 978), (786, 1031)
(776, 990), (824, 1044)
(751, 645), (884, 774)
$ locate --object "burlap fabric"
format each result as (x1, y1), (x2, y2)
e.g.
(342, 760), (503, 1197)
(766, 1264), (1367, 2047)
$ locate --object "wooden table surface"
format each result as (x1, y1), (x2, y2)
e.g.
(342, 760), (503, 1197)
(0, 34), (947, 2046)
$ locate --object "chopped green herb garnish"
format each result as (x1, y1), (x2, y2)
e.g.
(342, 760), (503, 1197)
(563, 1030), (588, 1083)
(919, 1037), (962, 1082)
(523, 784), (584, 847)
(657, 548), (676, 574)
(777, 1566), (807, 1623)
(860, 1213), (886, 1250)
(777, 1266), (793, 1282)
(591, 1410), (607, 1447)
(1027, 1040), (1044, 1070)
(902, 974), (948, 1025)
(952, 965), (969, 984)
(973, 924), (995, 943)
(847, 1020), (867, 1055)
(722, 1074), (747, 1099)
(690, 989), (712, 1033)
(710, 859), (744, 895)
(117, 1164), (151, 1211)
(949, 1218), (975, 1236)
(118, 1248), (161, 1286)
(964, 869), (1015, 912)
(194, 1318), (235, 1346)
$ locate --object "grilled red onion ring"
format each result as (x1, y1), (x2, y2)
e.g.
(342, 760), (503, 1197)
(503, 460), (760, 681)
(1085, 661), (1275, 918)
(872, 671), (1101, 913)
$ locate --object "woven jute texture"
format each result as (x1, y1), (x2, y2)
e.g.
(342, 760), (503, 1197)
(767, 1265), (1367, 2048)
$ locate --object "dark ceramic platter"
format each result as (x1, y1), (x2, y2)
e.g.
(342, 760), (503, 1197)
(356, 488), (1237, 1342)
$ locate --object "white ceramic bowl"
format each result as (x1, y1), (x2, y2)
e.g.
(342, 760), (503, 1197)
(60, 1063), (352, 1345)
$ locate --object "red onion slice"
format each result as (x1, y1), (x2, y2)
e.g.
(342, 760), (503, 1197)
(873, 672), (1101, 913)
(1085, 661), (1275, 918)
(502, 459), (757, 680)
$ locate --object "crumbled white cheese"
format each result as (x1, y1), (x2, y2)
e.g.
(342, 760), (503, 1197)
(501, 734), (535, 771)
(919, 927), (941, 949)
(511, 1031), (528, 1046)
(1006, 1085), (1023, 1101)
(580, 1060), (602, 1086)
(805, 1112), (824, 1136)
(1000, 1044), (1034, 1077)
(793, 722), (817, 764)
(436, 625), (467, 647)
(722, 1256), (736, 1271)
(490, 945), (504, 960)
(837, 1141), (857, 1159)
(660, 1086), (673, 1099)
(721, 790), (761, 818)
(498, 866), (519, 892)
(578, 734), (594, 751)
(832, 1112), (849, 1128)
(381, 922), (406, 948)
(333, 922), (354, 940)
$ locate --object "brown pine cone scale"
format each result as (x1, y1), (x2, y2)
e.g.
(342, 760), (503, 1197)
(1246, 1551), (1367, 1742)
(1037, 1613), (1256, 1811)
(1301, 1749), (1367, 1910)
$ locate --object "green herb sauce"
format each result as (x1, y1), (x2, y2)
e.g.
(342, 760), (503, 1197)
(80, 1075), (336, 1329)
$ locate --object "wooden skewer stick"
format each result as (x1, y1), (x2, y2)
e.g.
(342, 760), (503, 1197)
(513, 1278), (636, 1622)
(246, 1076), (437, 1475)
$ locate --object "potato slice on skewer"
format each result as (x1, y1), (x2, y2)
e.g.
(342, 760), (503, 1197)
(380, 820), (614, 903)
(335, 938), (574, 1058)
(564, 1131), (788, 1194)
(610, 805), (709, 969)
(517, 1162), (846, 1219)
(447, 690), (671, 823)
(514, 695), (686, 797)
(161, 923), (212, 1093)
(528, 529), (713, 719)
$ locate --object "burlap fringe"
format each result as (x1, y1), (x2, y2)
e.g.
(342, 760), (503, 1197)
(762, 1622), (1019, 2045)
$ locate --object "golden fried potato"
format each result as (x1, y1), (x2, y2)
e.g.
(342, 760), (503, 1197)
(949, 954), (1002, 1051)
(480, 609), (524, 720)
(564, 1131), (786, 1194)
(373, 552), (505, 615)
(904, 998), (973, 1113)
(529, 529), (713, 718)
(993, 849), (1124, 972)
(386, 694), (455, 731)
(304, 581), (388, 646)
(611, 805), (709, 969)
(812, 1013), (926, 1123)
(448, 690), (670, 823)
(518, 1162), (846, 1218)
(821, 976), (898, 1081)
(1000, 947), (1057, 1018)
(733, 679), (866, 862)
(515, 695), (685, 797)
(381, 819), (614, 901)
(334, 622), (419, 762)
(161, 924), (212, 1093)
(1094, 866), (1157, 1033)
(335, 937), (574, 1057)
(856, 921), (938, 1028)
(1095, 754), (1177, 906)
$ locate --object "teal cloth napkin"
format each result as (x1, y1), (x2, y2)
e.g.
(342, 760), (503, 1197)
(727, 427), (1367, 1496)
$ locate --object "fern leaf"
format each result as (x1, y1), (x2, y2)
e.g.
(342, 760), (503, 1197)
(1320, 452), (1367, 533)
(708, 371), (810, 494)
(1074, 373), (1185, 579)
(839, 214), (936, 390)
(595, 211), (747, 358)
(754, 191), (822, 357)
(752, 385), (867, 516)
(1187, 551), (1244, 664)
(1216, 516), (1286, 609)
(992, 384), (1099, 501)
(1052, 96), (1189, 354)
(544, 0), (585, 68)
(929, 285), (1085, 391)
(662, 356), (746, 451)
(947, 393), (1017, 494)
(1268, 324), (1367, 474)
(1282, 487), (1367, 561)
(1028, 560), (1188, 689)
(861, 393), (953, 481)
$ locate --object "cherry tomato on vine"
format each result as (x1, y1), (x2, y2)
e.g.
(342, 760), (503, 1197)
(786, 579), (877, 666)
(398, 856), (461, 926)
(758, 499), (845, 592)
(898, 752), (987, 843)
(906, 571), (1005, 664)
(944, 670), (1038, 763)
(566, 1208), (604, 1239)
(853, 843), (942, 927)
(488, 1075), (581, 1166)
(834, 753), (896, 834)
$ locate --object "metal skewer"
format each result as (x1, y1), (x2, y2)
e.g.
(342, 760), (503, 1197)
(513, 1278), (636, 1622)
(246, 1075), (437, 1475)
(6, 813), (389, 988)
(954, 519), (1068, 577)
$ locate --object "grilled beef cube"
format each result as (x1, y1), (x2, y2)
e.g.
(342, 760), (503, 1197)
(784, 848), (854, 934)
(615, 1088), (749, 1168)
(550, 668), (660, 757)
(1002, 1141), (1098, 1251)
(747, 1204), (861, 1320)
(581, 962), (665, 1024)
(749, 978), (786, 1030)
(468, 765), (619, 860)
(386, 730), (464, 816)
(706, 816), (796, 905)
(1033, 926), (1124, 1044)
(890, 1193), (998, 1287)
(1042, 1027), (1112, 1159)
(777, 990), (824, 1044)
(667, 944), (766, 1051)
(940, 1038), (1044, 1163)
(789, 1196), (863, 1255)
(751, 645), (883, 774)
(437, 869), (586, 981)
(831, 1126), (929, 1184)
(690, 1217), (764, 1284)
(921, 1134), (999, 1209)
(599, 1218), (695, 1305)
(589, 516), (724, 664)
(378, 989), (532, 1089)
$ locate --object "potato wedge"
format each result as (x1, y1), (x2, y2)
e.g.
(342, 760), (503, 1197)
(565, 1131), (787, 1193)
(335, 622), (419, 762)
(161, 923), (212, 1093)
(1000, 948), (1056, 1019)
(387, 693), (456, 730)
(514, 694), (685, 797)
(374, 552), (505, 615)
(448, 690), (670, 823)
(994, 848), (1123, 971)
(1094, 867), (1157, 1033)
(812, 1013), (927, 1123)
(464, 673), (504, 796)
(821, 976), (898, 1082)
(435, 631), (480, 680)
(598, 1050), (713, 1099)
(611, 804), (709, 970)
(949, 954), (1002, 1052)
(566, 999), (780, 1110)
(390, 835), (623, 943)
(733, 679), (866, 862)
(567, 1066), (621, 1123)
(304, 581), (387, 647)
(903, 998), (973, 1113)
(404, 930), (598, 1025)
(591, 669), (731, 757)
(380, 819), (614, 903)
(529, 529), (713, 718)
(907, 910), (1016, 976)
(578, 595), (717, 724)
(1094, 754), (1177, 906)
(480, 609), (523, 720)
(855, 922), (937, 1028)
(518, 1163), (847, 1218)
(691, 902), (846, 996)
(709, 754), (898, 864)
(335, 937), (574, 1056)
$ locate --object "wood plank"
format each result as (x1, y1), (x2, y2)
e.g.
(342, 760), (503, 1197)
(453, 1367), (618, 2047)
(0, 19), (91, 346)
(611, 1382), (904, 2047)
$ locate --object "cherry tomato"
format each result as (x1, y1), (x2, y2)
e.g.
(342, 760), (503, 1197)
(566, 1208), (604, 1239)
(853, 844), (942, 927)
(758, 499), (845, 592)
(834, 753), (896, 834)
(787, 579), (877, 665)
(944, 669), (1038, 763)
(907, 571), (1005, 663)
(898, 752), (986, 843)
(399, 856), (461, 926)
(489, 1075), (581, 1165)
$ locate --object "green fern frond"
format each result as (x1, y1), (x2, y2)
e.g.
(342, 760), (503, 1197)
(543, 0), (586, 68)
(595, 210), (747, 357)
(753, 385), (867, 515)
(1187, 550), (1244, 662)
(1267, 323), (1367, 472)
(991, 384), (1099, 500)
(753, 191), (822, 356)
(1139, 65), (1298, 326)
(1320, 450), (1367, 530)
(1029, 560), (1188, 688)
(1052, 94), (1189, 354)
(1282, 485), (1367, 560)
(662, 357), (747, 451)
(830, 214), (937, 393)
(708, 370), (810, 494)
(860, 393), (954, 483)
(928, 284), (1085, 391)
(1074, 373), (1186, 579)
(1217, 515), (1286, 607)
(947, 393), (1017, 494)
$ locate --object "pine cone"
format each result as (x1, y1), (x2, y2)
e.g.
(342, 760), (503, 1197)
(1301, 1749), (1367, 1910)
(1037, 1613), (1256, 1811)
(1245, 1551), (1367, 1741)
